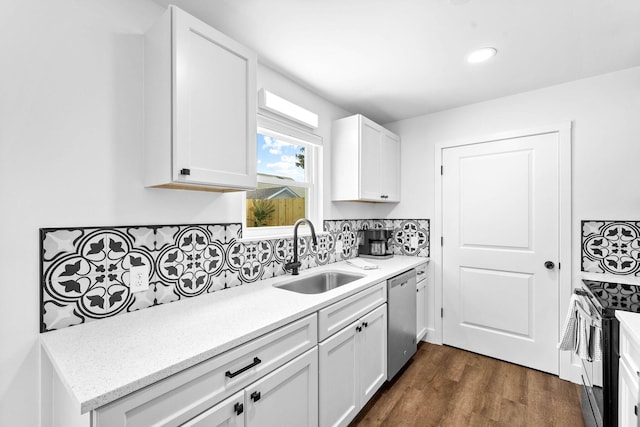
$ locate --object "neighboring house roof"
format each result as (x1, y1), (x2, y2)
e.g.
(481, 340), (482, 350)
(257, 173), (295, 181)
(246, 186), (300, 200)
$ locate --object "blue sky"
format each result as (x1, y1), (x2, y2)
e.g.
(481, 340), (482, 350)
(256, 133), (305, 182)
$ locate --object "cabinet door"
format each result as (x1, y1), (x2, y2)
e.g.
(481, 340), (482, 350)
(359, 118), (382, 200)
(183, 391), (245, 427)
(416, 282), (426, 341)
(173, 7), (256, 189)
(379, 132), (400, 202)
(619, 357), (639, 427)
(358, 304), (387, 405)
(319, 323), (359, 427)
(245, 348), (318, 427)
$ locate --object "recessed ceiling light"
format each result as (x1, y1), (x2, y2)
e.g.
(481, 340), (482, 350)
(467, 47), (497, 64)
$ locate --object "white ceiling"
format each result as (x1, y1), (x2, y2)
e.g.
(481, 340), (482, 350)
(152, 0), (640, 124)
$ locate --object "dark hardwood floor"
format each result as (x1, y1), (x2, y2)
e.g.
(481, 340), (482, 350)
(351, 343), (585, 427)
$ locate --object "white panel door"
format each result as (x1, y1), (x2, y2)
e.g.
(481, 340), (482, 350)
(358, 304), (387, 405)
(245, 348), (318, 427)
(318, 323), (359, 427)
(442, 132), (559, 373)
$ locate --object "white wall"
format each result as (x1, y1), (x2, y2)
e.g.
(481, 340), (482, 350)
(386, 65), (640, 267)
(0, 1), (358, 425)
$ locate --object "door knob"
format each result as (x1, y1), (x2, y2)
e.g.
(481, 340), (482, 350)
(544, 261), (555, 270)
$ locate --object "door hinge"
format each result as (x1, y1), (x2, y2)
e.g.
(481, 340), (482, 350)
(441, 236), (443, 246)
(440, 165), (443, 175)
(441, 308), (444, 318)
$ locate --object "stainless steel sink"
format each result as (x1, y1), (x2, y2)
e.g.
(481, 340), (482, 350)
(274, 271), (364, 294)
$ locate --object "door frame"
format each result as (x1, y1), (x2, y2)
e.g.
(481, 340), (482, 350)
(431, 122), (577, 382)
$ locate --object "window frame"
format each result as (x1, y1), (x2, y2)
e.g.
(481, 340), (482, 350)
(242, 114), (323, 240)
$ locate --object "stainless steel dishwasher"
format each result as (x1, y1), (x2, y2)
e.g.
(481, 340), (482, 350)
(387, 268), (417, 380)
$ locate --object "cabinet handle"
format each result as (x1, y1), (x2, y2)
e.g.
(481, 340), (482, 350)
(180, 168), (191, 176)
(356, 326), (362, 332)
(362, 322), (368, 328)
(250, 391), (261, 402)
(635, 405), (637, 416)
(234, 402), (244, 415)
(225, 357), (261, 378)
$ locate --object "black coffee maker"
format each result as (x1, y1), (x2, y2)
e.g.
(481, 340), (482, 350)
(358, 229), (393, 259)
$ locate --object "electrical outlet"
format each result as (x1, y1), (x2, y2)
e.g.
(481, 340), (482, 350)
(129, 265), (150, 293)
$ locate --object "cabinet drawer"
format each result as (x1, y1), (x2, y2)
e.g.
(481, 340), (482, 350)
(94, 314), (317, 427)
(416, 263), (427, 284)
(318, 282), (386, 342)
(620, 324), (640, 382)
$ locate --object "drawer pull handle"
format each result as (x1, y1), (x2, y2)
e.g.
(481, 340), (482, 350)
(363, 322), (368, 328)
(251, 391), (261, 402)
(356, 326), (362, 332)
(225, 357), (262, 378)
(234, 402), (244, 415)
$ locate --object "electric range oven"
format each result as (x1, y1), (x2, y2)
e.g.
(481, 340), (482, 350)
(580, 280), (640, 427)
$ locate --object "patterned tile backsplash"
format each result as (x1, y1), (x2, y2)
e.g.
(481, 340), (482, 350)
(40, 219), (429, 332)
(582, 220), (640, 276)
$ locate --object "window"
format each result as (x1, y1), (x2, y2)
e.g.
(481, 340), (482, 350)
(244, 115), (321, 238)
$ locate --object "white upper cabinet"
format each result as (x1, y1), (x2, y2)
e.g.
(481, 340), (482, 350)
(331, 114), (400, 203)
(144, 6), (257, 192)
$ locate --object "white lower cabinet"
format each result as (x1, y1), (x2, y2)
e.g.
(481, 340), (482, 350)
(183, 391), (245, 427)
(92, 314), (317, 427)
(415, 262), (428, 342)
(619, 357), (638, 427)
(245, 347), (318, 427)
(619, 320), (640, 427)
(185, 348), (318, 427)
(318, 304), (387, 427)
(416, 282), (426, 342)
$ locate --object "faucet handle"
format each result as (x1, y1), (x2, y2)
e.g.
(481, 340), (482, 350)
(284, 260), (301, 271)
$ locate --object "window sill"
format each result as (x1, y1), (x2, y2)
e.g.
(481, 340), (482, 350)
(238, 229), (328, 243)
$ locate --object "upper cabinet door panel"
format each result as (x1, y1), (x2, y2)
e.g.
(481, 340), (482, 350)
(173, 8), (256, 188)
(144, 6), (256, 192)
(359, 119), (382, 200)
(379, 132), (400, 202)
(331, 114), (401, 203)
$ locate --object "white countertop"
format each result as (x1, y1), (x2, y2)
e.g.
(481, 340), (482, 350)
(40, 256), (428, 414)
(617, 311), (640, 345)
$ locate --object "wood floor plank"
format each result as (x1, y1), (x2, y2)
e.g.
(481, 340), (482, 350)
(350, 343), (585, 427)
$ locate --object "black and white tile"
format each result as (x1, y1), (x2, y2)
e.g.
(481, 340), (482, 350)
(323, 218), (430, 258)
(40, 218), (430, 332)
(582, 220), (640, 276)
(40, 224), (241, 332)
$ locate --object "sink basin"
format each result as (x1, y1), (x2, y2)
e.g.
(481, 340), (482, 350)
(274, 271), (365, 294)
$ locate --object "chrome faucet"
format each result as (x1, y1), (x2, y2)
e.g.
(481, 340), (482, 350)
(285, 218), (318, 275)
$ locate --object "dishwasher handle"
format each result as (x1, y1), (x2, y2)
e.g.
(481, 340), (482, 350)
(388, 269), (416, 288)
